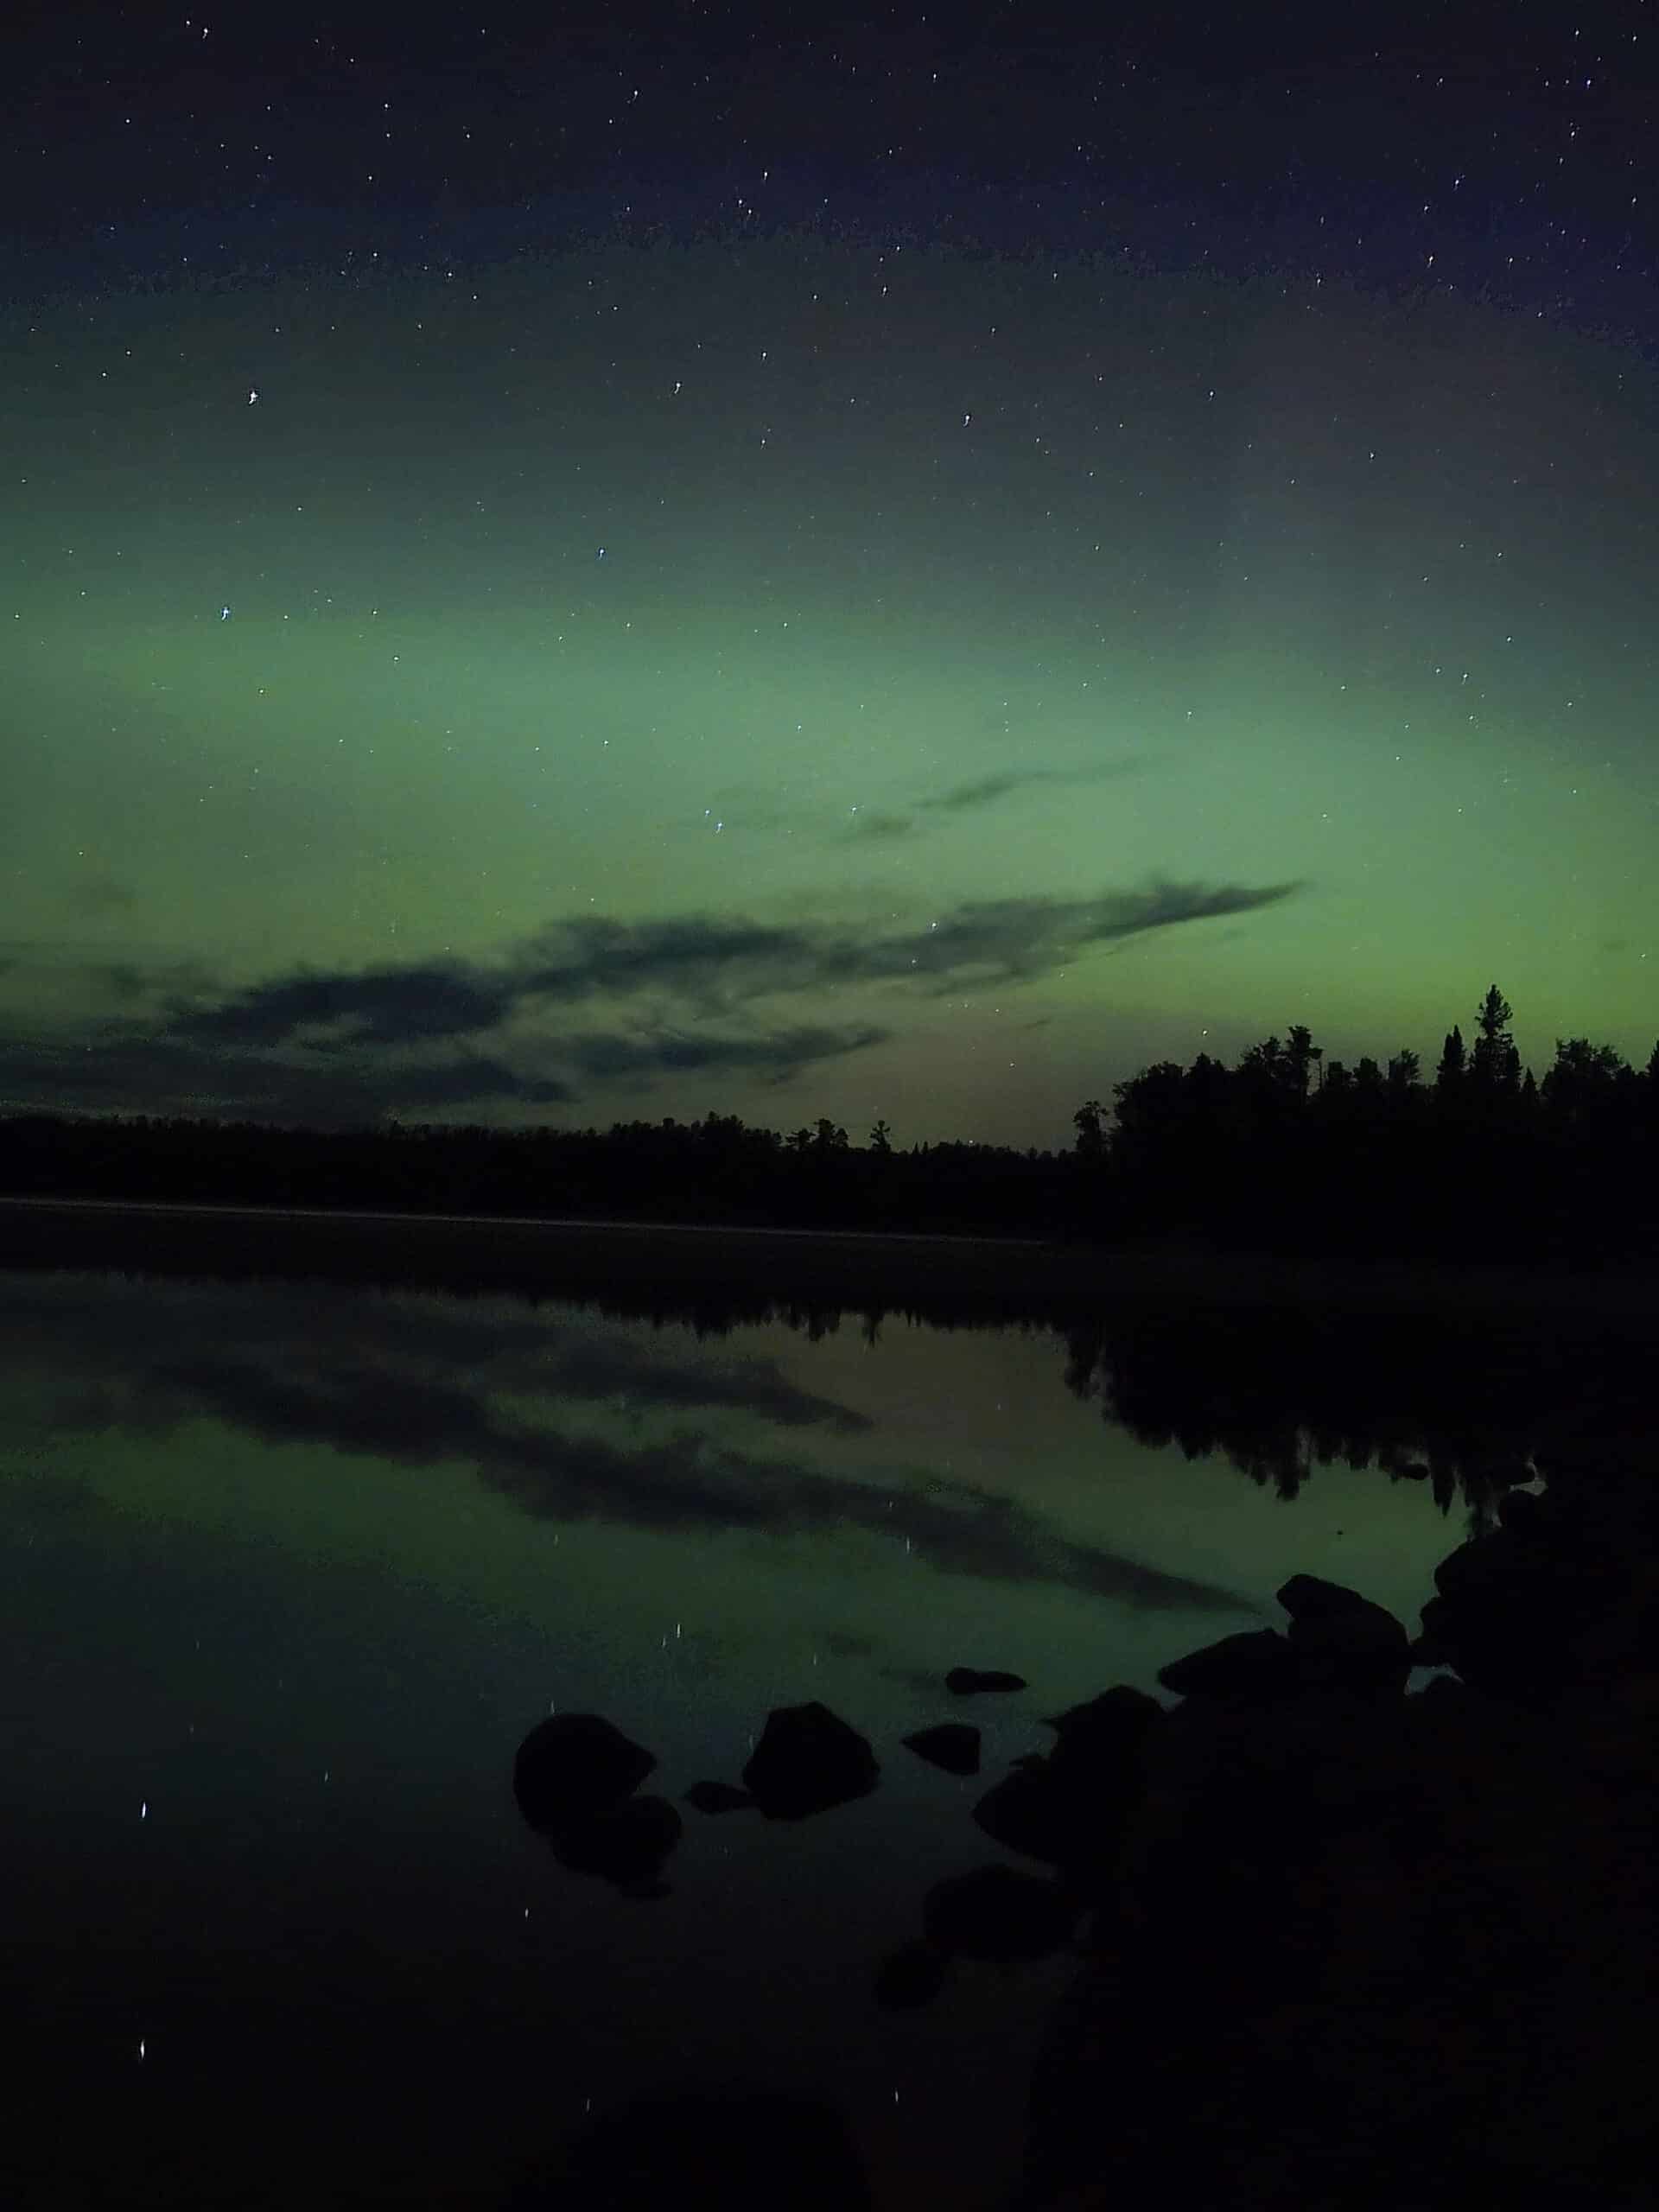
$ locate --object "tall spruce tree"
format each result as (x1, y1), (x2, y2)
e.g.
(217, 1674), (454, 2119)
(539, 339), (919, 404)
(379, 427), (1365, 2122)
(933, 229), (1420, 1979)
(1436, 1023), (1466, 1096)
(1469, 984), (1521, 1095)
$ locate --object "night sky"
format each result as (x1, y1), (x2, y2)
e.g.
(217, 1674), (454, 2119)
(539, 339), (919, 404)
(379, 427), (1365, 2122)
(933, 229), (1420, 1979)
(4, 3), (1656, 1147)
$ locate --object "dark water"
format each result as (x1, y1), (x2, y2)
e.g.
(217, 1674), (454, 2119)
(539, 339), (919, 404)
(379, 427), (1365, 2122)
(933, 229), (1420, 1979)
(0, 1262), (1557, 2208)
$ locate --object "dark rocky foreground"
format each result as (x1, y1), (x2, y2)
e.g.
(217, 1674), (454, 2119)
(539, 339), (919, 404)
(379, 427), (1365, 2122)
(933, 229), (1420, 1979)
(1018, 1466), (1659, 2211)
(512, 1459), (1659, 2209)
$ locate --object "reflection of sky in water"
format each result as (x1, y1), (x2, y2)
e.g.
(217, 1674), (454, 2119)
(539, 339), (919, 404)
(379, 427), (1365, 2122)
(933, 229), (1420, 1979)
(0, 1270), (1473, 2208)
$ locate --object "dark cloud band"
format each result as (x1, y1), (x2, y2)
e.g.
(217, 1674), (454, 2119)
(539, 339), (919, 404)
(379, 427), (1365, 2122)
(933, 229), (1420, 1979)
(0, 877), (1300, 1122)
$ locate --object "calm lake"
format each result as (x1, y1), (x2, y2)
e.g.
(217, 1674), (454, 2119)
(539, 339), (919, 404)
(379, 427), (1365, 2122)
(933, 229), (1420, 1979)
(1, 1243), (1628, 2209)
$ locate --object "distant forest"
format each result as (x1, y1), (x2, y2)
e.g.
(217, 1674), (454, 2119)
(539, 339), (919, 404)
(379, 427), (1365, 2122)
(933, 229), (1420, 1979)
(3, 988), (1656, 1263)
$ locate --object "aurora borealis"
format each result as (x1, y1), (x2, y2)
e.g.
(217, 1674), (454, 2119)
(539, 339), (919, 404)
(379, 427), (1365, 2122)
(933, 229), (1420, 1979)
(3, 5), (1656, 1146)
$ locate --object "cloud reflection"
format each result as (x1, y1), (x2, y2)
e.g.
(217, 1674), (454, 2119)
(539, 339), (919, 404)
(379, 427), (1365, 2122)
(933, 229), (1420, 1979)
(0, 1273), (1248, 1615)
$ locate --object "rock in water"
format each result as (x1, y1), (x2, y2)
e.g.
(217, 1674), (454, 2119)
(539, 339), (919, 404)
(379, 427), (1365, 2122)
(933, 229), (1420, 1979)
(741, 1701), (880, 1821)
(1157, 1629), (1305, 1703)
(972, 1764), (1071, 1864)
(512, 1713), (657, 1831)
(945, 1667), (1028, 1695)
(1291, 1611), (1410, 1694)
(902, 1723), (981, 1776)
(972, 1705), (1153, 1880)
(683, 1779), (753, 1815)
(550, 1796), (683, 1891)
(1275, 1572), (1389, 1623)
(1043, 1685), (1163, 1770)
(1276, 1575), (1410, 1692)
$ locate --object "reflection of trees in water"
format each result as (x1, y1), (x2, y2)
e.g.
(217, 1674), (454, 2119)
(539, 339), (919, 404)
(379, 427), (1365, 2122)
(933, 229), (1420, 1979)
(1056, 1313), (1513, 1531)
(10, 1217), (1643, 1529)
(572, 1277), (1636, 1535)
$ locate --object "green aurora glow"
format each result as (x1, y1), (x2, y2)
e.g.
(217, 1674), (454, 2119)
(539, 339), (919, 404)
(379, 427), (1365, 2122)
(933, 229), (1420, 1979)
(4, 239), (1656, 1144)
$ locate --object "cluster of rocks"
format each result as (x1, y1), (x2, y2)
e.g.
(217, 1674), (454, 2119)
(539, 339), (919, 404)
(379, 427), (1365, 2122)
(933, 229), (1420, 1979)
(511, 1579), (1431, 1987)
(1417, 1466), (1659, 1700)
(1019, 1474), (1659, 2210)
(512, 1713), (684, 1897)
(510, 1669), (1031, 1896)
(514, 1466), (1659, 2206)
(874, 1577), (1422, 2015)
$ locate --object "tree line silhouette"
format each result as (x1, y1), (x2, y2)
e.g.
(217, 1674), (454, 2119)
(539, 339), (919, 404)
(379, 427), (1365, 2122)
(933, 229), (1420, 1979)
(0, 1105), (1063, 1236)
(1087, 985), (1659, 1262)
(2, 985), (1655, 1262)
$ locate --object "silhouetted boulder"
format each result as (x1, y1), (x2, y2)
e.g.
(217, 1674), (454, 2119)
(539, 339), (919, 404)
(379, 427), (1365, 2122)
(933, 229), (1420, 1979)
(1042, 1685), (1164, 1771)
(1037, 1593), (1659, 2212)
(549, 1796), (682, 1892)
(1292, 1609), (1411, 1694)
(1421, 1501), (1643, 1700)
(741, 1701), (879, 1820)
(971, 1764), (1071, 1864)
(945, 1667), (1027, 1695)
(922, 1865), (1077, 1961)
(1277, 1576), (1409, 1694)
(546, 2088), (873, 2209)
(1113, 1688), (1427, 2004)
(1157, 1627), (1306, 1703)
(683, 1779), (753, 1815)
(1432, 1531), (1516, 1601)
(969, 1686), (1163, 1875)
(1497, 1485), (1547, 1535)
(873, 1940), (950, 2010)
(1276, 1572), (1387, 1624)
(902, 1722), (980, 1775)
(971, 1712), (1151, 1881)
(1408, 1619), (1454, 1668)
(1231, 1688), (1419, 1825)
(513, 1713), (657, 1831)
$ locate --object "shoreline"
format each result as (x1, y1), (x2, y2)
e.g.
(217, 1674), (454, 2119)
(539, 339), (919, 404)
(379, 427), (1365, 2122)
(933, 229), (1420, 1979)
(3, 1192), (1656, 1330)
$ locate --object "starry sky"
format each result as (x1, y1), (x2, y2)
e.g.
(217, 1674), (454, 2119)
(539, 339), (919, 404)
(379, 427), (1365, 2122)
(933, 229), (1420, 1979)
(3, 2), (1656, 1146)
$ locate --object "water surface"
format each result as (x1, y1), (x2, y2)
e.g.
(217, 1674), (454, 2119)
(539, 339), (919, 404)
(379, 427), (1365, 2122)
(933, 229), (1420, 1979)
(1, 1264), (1499, 2208)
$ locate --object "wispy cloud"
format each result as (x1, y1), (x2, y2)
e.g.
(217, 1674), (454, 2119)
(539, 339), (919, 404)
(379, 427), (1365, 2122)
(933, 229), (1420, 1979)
(922, 768), (1065, 813)
(0, 1014), (880, 1123)
(0, 876), (1301, 1121)
(176, 963), (514, 1047)
(842, 760), (1141, 841)
(842, 808), (917, 842)
(562, 1021), (888, 1084)
(157, 878), (1299, 1046)
(0, 1030), (576, 1123)
(512, 877), (1298, 1009)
